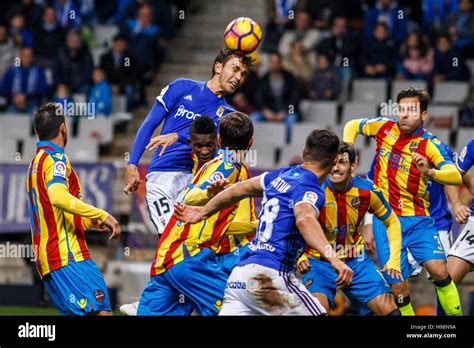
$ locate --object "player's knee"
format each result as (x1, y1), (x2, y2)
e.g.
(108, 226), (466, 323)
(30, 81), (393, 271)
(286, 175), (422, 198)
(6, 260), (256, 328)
(390, 281), (409, 298)
(426, 261), (449, 281)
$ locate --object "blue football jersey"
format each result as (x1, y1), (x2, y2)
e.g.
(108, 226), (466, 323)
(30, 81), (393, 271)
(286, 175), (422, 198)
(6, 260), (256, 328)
(367, 141), (456, 230)
(238, 165), (326, 273)
(130, 78), (235, 173)
(457, 138), (474, 215)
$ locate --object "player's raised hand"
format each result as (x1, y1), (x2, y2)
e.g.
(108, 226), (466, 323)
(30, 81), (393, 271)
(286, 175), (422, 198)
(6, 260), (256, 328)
(207, 179), (229, 197)
(146, 133), (179, 156)
(412, 152), (431, 175)
(102, 215), (121, 240)
(381, 264), (403, 281)
(331, 259), (353, 288)
(173, 203), (204, 224)
(297, 259), (311, 274)
(452, 202), (471, 224)
(124, 164), (142, 195)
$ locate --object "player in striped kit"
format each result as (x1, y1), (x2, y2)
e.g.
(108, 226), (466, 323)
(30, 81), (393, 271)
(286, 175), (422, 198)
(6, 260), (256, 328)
(344, 88), (463, 316)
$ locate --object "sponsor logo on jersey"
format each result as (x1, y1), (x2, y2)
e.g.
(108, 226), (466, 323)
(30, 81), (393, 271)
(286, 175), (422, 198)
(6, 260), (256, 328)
(303, 191), (318, 205)
(94, 290), (105, 302)
(184, 95), (193, 101)
(225, 281), (247, 289)
(174, 105), (202, 120)
(217, 106), (225, 118)
(409, 142), (419, 153)
(459, 146), (467, 163)
(78, 298), (88, 309)
(53, 161), (67, 178)
(213, 300), (223, 311)
(351, 197), (361, 209)
(304, 277), (313, 289)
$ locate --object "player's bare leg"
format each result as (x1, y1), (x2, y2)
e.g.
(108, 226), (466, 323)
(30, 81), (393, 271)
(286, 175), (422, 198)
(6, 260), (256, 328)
(366, 293), (400, 315)
(424, 259), (462, 315)
(92, 311), (113, 316)
(390, 281), (414, 315)
(447, 256), (472, 285)
(311, 292), (330, 312)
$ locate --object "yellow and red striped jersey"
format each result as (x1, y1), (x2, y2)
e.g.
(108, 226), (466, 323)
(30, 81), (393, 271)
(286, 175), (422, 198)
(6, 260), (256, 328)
(344, 118), (454, 216)
(150, 149), (252, 276)
(26, 141), (108, 278)
(306, 177), (401, 270)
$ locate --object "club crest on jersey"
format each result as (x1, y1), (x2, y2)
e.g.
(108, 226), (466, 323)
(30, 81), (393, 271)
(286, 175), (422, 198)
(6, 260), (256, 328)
(217, 106), (225, 118)
(53, 161), (67, 178)
(94, 290), (105, 303)
(351, 197), (361, 209)
(409, 142), (419, 153)
(303, 191), (318, 205)
(208, 171), (224, 183)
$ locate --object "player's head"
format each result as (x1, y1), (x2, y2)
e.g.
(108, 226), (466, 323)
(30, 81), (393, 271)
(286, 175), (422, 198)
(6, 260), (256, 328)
(189, 116), (217, 164)
(211, 49), (253, 94)
(218, 111), (253, 151)
(328, 142), (357, 186)
(302, 129), (340, 174)
(396, 87), (430, 134)
(34, 103), (68, 147)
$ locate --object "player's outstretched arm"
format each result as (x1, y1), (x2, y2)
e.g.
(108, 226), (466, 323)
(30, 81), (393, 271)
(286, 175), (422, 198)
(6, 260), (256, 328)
(47, 183), (121, 240)
(294, 203), (353, 288)
(174, 176), (264, 224)
(412, 153), (461, 185)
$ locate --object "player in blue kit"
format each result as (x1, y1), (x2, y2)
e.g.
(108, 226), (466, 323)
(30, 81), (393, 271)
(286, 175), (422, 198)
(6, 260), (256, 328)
(448, 138), (474, 288)
(124, 49), (253, 234)
(176, 129), (353, 315)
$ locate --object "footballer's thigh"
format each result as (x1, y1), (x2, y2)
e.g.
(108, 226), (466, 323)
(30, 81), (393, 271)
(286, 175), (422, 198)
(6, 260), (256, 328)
(448, 218), (474, 284)
(145, 171), (194, 234)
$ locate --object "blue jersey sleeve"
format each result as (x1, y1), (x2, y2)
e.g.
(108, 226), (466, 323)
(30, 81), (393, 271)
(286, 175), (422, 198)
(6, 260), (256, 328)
(260, 168), (283, 189)
(292, 182), (325, 215)
(457, 139), (474, 173)
(156, 79), (186, 112)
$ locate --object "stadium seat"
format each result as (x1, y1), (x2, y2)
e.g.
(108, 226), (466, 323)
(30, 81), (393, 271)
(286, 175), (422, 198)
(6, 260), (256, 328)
(252, 122), (286, 147)
(427, 105), (459, 129)
(78, 117), (114, 145)
(0, 114), (32, 140)
(0, 138), (18, 163)
(466, 59), (474, 84)
(20, 136), (38, 162)
(341, 102), (378, 125)
(391, 80), (428, 101)
(278, 144), (303, 167)
(299, 101), (338, 127)
(252, 141), (277, 169)
(290, 122), (324, 148)
(455, 128), (474, 152)
(429, 128), (451, 147)
(111, 95), (127, 113)
(66, 137), (99, 162)
(352, 79), (387, 103)
(95, 25), (119, 49)
(433, 81), (470, 104)
(355, 147), (376, 176)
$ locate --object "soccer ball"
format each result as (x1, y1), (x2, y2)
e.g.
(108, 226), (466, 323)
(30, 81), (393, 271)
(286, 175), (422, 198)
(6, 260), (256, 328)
(224, 17), (262, 55)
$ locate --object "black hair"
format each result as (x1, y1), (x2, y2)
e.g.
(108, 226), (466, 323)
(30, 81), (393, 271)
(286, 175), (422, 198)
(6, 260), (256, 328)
(34, 103), (65, 141)
(113, 34), (127, 42)
(304, 129), (340, 168)
(190, 116), (216, 136)
(396, 87), (430, 113)
(338, 142), (357, 164)
(211, 48), (254, 76)
(219, 111), (253, 150)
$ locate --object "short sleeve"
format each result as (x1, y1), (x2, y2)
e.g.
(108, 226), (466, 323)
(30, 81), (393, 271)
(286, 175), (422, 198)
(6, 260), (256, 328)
(156, 78), (186, 112)
(457, 139), (474, 173)
(43, 153), (68, 188)
(292, 183), (325, 215)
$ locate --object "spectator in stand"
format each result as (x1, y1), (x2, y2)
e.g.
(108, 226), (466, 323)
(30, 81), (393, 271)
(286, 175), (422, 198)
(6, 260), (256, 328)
(34, 7), (66, 69)
(307, 54), (342, 101)
(444, 0), (474, 58)
(364, 0), (408, 46)
(251, 52), (299, 143)
(304, 0), (345, 33)
(52, 83), (73, 106)
(53, 0), (81, 29)
(260, 0), (297, 53)
(282, 40), (313, 96)
(100, 34), (138, 111)
(278, 10), (320, 66)
(0, 47), (48, 112)
(396, 31), (434, 80)
(361, 22), (396, 78)
(422, 0), (458, 31)
(10, 13), (33, 48)
(7, 0), (43, 31)
(229, 53), (260, 115)
(88, 67), (112, 116)
(0, 25), (17, 79)
(317, 17), (360, 79)
(121, 4), (160, 106)
(54, 30), (93, 94)
(432, 33), (471, 81)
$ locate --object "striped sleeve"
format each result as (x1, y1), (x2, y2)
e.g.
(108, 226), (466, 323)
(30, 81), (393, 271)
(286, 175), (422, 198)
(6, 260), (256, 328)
(43, 154), (68, 188)
(343, 117), (390, 143)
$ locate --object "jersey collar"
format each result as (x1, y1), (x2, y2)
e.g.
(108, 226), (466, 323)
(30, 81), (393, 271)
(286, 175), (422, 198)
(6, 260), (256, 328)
(326, 176), (354, 194)
(36, 141), (64, 154)
(219, 148), (242, 168)
(396, 122), (425, 140)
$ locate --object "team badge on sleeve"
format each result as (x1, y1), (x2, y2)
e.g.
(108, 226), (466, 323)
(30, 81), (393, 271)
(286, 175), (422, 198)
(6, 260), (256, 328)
(53, 161), (67, 178)
(217, 106), (225, 118)
(459, 146), (467, 163)
(302, 192), (318, 205)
